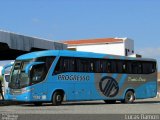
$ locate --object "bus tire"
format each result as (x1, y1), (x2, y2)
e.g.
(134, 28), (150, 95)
(104, 100), (116, 104)
(122, 91), (135, 104)
(33, 102), (43, 106)
(52, 91), (64, 106)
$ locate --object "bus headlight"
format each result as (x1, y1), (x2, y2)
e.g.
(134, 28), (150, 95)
(22, 88), (34, 93)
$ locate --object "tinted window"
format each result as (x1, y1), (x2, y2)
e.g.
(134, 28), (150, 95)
(94, 60), (101, 73)
(54, 57), (75, 74)
(117, 60), (127, 73)
(132, 62), (142, 74)
(30, 56), (55, 84)
(77, 58), (94, 72)
(53, 56), (156, 75)
(30, 64), (46, 84)
(110, 61), (117, 73)
(142, 62), (156, 74)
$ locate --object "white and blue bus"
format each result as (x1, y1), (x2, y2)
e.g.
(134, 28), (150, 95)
(7, 50), (157, 105)
(1, 63), (13, 100)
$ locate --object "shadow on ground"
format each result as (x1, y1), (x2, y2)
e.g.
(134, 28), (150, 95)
(1, 99), (160, 107)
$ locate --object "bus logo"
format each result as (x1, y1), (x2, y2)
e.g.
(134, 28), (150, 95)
(99, 76), (119, 97)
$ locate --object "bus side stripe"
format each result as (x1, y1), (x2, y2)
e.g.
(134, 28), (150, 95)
(112, 74), (118, 79)
(119, 74), (127, 88)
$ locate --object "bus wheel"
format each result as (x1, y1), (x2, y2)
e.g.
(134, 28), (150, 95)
(52, 91), (64, 106)
(33, 102), (43, 106)
(104, 100), (116, 104)
(122, 91), (135, 104)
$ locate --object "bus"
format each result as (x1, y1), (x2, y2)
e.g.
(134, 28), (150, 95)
(1, 63), (13, 100)
(6, 50), (157, 106)
(2, 74), (10, 99)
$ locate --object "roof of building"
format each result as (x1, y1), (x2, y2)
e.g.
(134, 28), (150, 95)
(0, 30), (67, 60)
(63, 38), (124, 45)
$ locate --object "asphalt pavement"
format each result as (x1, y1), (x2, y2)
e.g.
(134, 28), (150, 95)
(0, 98), (160, 120)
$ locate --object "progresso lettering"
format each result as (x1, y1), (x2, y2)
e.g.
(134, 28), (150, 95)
(58, 75), (90, 81)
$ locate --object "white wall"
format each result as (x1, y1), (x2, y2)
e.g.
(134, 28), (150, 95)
(0, 66), (3, 76)
(67, 38), (135, 57)
(70, 42), (125, 56)
(124, 38), (134, 56)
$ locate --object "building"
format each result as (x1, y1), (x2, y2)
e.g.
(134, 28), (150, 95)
(0, 30), (67, 75)
(0, 66), (3, 76)
(0, 30), (67, 60)
(64, 37), (138, 57)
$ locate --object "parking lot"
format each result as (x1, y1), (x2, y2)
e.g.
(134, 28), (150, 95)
(0, 98), (160, 120)
(0, 98), (160, 114)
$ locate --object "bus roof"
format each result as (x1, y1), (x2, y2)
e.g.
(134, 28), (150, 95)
(16, 50), (156, 62)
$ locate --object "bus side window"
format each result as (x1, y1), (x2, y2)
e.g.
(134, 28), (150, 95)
(94, 60), (101, 73)
(90, 62), (94, 72)
(76, 58), (82, 72)
(100, 60), (105, 73)
(62, 58), (75, 72)
(152, 62), (156, 73)
(132, 62), (138, 74)
(54, 57), (75, 74)
(137, 62), (142, 74)
(143, 62), (156, 74)
(132, 62), (142, 74)
(45, 57), (55, 71)
(117, 60), (127, 73)
(54, 58), (62, 74)
(122, 62), (127, 73)
(110, 60), (117, 73)
(106, 61), (111, 73)
(36, 56), (55, 74)
(77, 58), (94, 72)
(143, 62), (150, 74)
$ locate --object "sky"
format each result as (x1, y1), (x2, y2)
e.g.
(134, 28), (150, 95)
(0, 0), (160, 69)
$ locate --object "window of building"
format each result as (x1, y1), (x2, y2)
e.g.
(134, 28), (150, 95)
(125, 49), (128, 56)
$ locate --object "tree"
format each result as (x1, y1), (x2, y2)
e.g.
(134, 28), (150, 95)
(0, 76), (3, 82)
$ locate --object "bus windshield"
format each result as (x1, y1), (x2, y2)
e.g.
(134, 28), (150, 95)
(9, 56), (55, 89)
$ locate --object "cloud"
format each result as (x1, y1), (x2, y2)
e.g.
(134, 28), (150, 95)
(137, 47), (160, 58)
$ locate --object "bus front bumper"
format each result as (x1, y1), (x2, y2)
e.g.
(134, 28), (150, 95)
(7, 92), (32, 102)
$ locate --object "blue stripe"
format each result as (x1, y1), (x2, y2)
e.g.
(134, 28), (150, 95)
(120, 56), (125, 60)
(112, 74), (118, 79)
(102, 73), (107, 77)
(109, 56), (114, 59)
